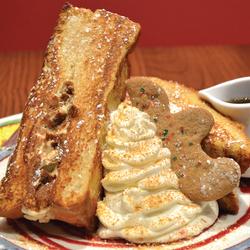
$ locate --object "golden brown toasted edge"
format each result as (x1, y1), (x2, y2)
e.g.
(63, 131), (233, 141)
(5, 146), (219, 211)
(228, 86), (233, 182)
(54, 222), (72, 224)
(0, 4), (140, 227)
(0, 3), (86, 219)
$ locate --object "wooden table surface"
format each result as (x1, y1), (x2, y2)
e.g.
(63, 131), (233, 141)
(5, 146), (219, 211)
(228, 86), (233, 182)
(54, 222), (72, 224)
(1, 45), (250, 118)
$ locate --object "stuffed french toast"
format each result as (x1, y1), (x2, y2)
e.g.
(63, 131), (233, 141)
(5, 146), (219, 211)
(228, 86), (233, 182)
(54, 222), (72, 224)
(0, 4), (140, 230)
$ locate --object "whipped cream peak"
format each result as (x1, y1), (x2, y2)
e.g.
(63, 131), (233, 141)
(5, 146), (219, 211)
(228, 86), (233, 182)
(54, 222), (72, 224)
(97, 103), (218, 243)
(108, 103), (156, 143)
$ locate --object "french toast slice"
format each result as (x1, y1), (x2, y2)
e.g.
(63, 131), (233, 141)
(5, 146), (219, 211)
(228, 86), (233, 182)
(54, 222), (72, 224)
(0, 4), (140, 229)
(217, 188), (239, 214)
(126, 77), (249, 213)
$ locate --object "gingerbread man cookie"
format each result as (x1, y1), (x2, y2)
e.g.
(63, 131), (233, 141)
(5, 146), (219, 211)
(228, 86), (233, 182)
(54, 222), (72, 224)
(126, 77), (241, 202)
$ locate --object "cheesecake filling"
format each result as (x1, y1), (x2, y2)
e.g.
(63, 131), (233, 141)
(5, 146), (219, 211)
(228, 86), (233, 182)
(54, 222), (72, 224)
(22, 81), (78, 222)
(97, 103), (218, 243)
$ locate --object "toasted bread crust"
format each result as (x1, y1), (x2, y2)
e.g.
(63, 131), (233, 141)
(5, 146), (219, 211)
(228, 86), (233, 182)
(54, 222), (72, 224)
(0, 4), (140, 229)
(217, 189), (239, 214)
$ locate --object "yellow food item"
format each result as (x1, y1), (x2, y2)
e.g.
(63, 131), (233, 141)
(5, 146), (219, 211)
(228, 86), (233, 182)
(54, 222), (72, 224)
(0, 124), (19, 147)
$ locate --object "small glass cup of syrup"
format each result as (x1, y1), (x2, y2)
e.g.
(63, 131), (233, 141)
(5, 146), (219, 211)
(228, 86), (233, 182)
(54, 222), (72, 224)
(227, 97), (250, 104)
(199, 77), (250, 136)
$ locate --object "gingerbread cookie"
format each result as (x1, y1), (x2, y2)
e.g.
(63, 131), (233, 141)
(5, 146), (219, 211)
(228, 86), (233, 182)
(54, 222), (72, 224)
(126, 77), (241, 202)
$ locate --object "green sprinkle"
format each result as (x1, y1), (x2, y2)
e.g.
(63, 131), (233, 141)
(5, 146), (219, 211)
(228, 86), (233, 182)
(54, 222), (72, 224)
(172, 156), (177, 161)
(188, 142), (193, 146)
(161, 129), (168, 141)
(163, 129), (168, 137)
(140, 87), (145, 93)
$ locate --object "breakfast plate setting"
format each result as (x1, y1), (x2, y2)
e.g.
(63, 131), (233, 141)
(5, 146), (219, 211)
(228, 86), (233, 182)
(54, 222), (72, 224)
(0, 115), (249, 250)
(0, 3), (250, 250)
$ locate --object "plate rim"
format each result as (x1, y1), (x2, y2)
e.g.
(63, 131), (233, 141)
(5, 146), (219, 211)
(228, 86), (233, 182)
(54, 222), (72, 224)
(0, 113), (22, 127)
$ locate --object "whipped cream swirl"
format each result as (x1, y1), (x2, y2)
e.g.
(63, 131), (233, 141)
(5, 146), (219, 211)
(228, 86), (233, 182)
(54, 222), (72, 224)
(97, 103), (218, 243)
